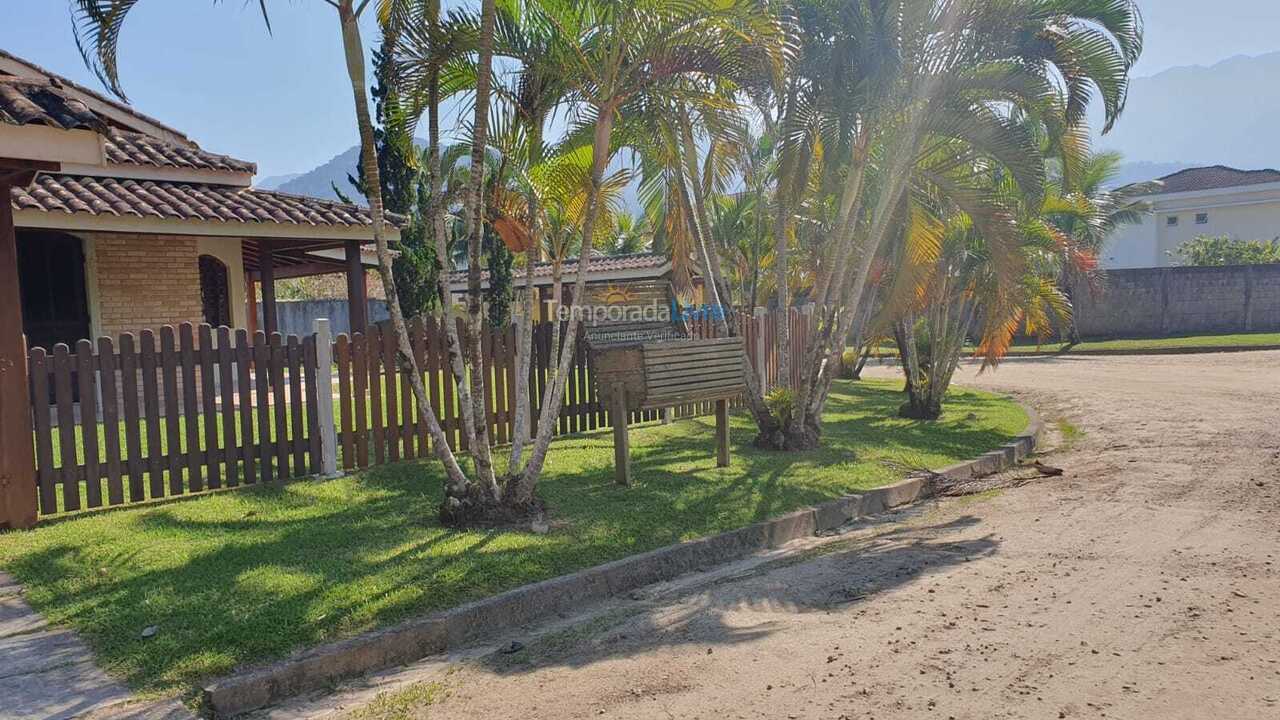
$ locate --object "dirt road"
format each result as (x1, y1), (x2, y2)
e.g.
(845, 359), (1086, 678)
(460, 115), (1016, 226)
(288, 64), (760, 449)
(337, 352), (1280, 720)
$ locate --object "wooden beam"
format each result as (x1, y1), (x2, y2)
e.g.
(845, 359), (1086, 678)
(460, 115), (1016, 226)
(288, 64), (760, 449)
(245, 272), (259, 337)
(245, 261), (346, 281)
(715, 399), (730, 468)
(611, 383), (631, 486)
(260, 238), (278, 335)
(345, 240), (368, 333)
(0, 182), (39, 529)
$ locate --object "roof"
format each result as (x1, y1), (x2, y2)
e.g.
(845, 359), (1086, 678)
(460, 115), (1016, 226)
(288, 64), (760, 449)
(0, 48), (187, 141)
(1, 53), (255, 176)
(104, 130), (256, 174)
(1152, 166), (1280, 195)
(0, 76), (106, 132)
(448, 252), (673, 285)
(12, 174), (399, 229)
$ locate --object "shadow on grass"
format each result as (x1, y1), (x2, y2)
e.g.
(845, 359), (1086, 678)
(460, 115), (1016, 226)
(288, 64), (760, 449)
(0, 380), (1022, 698)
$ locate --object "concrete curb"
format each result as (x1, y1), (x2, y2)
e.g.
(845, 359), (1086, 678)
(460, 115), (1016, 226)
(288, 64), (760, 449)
(203, 405), (1044, 718)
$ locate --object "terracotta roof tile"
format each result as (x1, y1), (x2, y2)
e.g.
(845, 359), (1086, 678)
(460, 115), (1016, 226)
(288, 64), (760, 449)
(0, 76), (106, 132)
(1154, 166), (1280, 194)
(12, 174), (402, 229)
(104, 130), (256, 174)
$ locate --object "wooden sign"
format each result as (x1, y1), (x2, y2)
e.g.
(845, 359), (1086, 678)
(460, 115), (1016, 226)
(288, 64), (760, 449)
(587, 331), (746, 486)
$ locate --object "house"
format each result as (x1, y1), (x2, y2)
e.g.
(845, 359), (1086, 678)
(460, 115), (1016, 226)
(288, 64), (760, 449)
(446, 252), (706, 321)
(0, 49), (402, 526)
(1104, 165), (1280, 268)
(1, 49), (395, 353)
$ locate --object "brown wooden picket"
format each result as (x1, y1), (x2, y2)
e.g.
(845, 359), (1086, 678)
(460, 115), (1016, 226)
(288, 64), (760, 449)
(287, 335), (306, 476)
(235, 329), (256, 485)
(304, 334), (321, 476)
(75, 339), (102, 508)
(218, 327), (238, 488)
(411, 317), (430, 456)
(179, 323), (202, 493)
(52, 344), (77, 512)
(352, 330), (370, 468)
(29, 348), (55, 513)
(199, 324), (220, 490)
(98, 337), (124, 506)
(367, 324), (384, 465)
(26, 324), (329, 518)
(381, 325), (399, 463)
(335, 333), (355, 470)
(26, 307), (810, 520)
(140, 330), (165, 499)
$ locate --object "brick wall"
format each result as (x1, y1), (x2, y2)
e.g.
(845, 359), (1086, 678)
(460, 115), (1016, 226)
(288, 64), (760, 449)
(90, 233), (203, 340)
(1074, 265), (1280, 338)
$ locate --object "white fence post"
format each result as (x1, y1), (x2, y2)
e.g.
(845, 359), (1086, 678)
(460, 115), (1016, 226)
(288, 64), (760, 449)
(313, 318), (339, 477)
(753, 306), (768, 391)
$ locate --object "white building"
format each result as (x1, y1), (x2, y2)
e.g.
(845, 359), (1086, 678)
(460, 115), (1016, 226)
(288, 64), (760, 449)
(1103, 166), (1280, 268)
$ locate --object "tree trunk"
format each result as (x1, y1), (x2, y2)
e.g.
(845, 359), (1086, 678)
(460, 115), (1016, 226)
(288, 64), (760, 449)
(506, 121), (545, 492)
(672, 109), (773, 429)
(336, 2), (467, 492)
(515, 105), (614, 487)
(442, 0), (502, 524)
(771, 83), (799, 390)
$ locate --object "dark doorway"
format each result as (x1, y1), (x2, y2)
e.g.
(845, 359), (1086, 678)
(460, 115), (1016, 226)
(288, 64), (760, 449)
(16, 230), (91, 351)
(199, 254), (232, 327)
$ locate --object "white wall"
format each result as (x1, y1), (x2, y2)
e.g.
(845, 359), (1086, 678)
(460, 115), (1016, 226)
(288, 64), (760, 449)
(1103, 218), (1159, 268)
(1102, 188), (1280, 269)
(1155, 199), (1280, 262)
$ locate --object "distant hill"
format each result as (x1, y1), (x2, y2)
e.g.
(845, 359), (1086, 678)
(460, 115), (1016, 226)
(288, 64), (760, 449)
(1092, 52), (1280, 172)
(254, 172), (302, 191)
(275, 144), (365, 203)
(265, 139), (428, 204)
(264, 52), (1280, 205)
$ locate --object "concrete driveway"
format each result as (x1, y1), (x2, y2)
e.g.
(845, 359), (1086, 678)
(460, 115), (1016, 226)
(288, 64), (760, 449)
(284, 351), (1280, 720)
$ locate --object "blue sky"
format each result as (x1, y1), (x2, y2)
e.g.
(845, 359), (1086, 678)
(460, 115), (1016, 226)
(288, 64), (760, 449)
(3, 0), (1280, 179)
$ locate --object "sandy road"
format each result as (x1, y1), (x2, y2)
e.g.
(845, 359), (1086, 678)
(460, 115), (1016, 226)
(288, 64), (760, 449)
(337, 351), (1280, 720)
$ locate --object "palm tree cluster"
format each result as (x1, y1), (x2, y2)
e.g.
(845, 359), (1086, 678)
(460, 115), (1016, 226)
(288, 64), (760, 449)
(71, 0), (1144, 523)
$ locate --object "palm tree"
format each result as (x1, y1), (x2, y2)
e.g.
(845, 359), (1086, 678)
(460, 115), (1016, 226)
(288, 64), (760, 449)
(751, 0), (1143, 450)
(606, 212), (652, 256)
(888, 165), (1085, 419)
(1043, 150), (1152, 343)
(500, 0), (782, 488)
(70, 0), (477, 490)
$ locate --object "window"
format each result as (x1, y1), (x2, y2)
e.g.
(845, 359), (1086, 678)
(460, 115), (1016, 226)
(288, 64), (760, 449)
(1166, 216), (1179, 227)
(1196, 212), (1209, 225)
(199, 255), (232, 327)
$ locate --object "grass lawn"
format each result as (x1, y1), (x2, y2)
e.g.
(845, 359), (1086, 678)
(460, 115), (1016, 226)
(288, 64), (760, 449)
(991, 331), (1280, 355)
(861, 331), (1280, 361)
(0, 379), (1026, 700)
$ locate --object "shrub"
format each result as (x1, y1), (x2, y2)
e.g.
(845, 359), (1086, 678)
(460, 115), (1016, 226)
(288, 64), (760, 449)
(1171, 235), (1280, 266)
(764, 387), (796, 425)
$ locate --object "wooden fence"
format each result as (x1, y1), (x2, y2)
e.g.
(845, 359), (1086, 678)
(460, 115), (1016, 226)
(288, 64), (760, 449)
(27, 306), (816, 519)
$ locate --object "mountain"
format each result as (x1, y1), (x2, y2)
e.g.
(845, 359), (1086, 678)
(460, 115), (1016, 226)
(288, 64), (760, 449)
(1091, 52), (1280, 172)
(254, 172), (303, 191)
(264, 138), (428, 204)
(274, 144), (365, 203)
(265, 52), (1280, 204)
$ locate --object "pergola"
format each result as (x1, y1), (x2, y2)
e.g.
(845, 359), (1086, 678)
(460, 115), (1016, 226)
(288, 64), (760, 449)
(242, 236), (372, 335)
